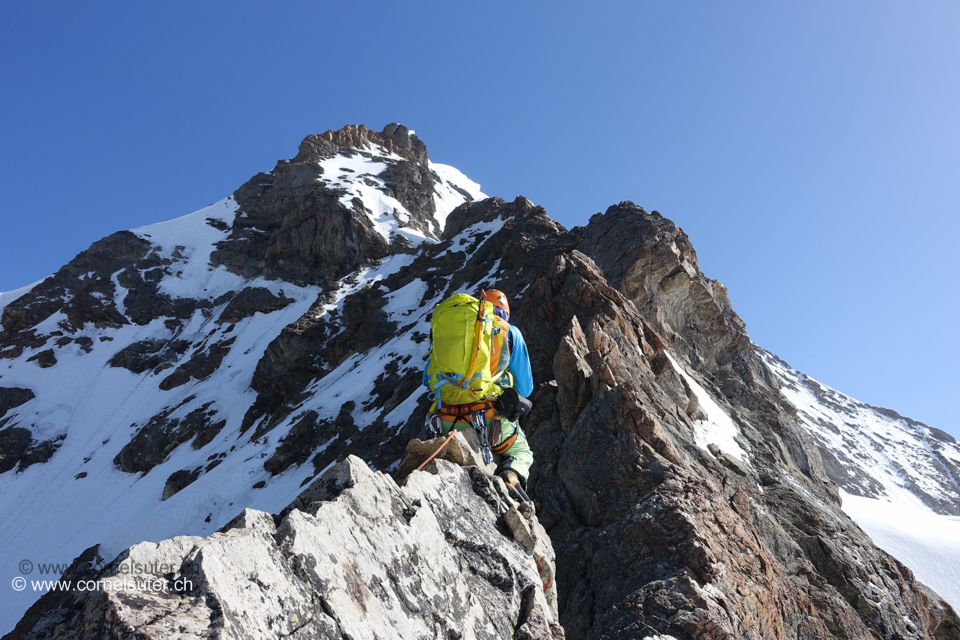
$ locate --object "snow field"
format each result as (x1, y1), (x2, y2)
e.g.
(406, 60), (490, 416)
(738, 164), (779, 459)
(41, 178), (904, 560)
(430, 161), (486, 233)
(759, 349), (960, 513)
(758, 348), (960, 614)
(841, 492), (960, 612)
(0, 265), (323, 635)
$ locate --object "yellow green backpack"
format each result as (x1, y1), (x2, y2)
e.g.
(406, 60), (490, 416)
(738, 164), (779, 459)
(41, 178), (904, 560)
(426, 292), (511, 410)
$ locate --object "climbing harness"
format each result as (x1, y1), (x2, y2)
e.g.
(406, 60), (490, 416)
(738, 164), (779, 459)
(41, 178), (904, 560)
(423, 403), (496, 464)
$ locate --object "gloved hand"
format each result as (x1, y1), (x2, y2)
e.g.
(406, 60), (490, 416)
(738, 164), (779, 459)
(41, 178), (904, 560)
(494, 387), (533, 421)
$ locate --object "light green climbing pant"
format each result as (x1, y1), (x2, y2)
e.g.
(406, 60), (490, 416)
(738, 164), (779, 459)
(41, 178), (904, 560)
(442, 416), (534, 484)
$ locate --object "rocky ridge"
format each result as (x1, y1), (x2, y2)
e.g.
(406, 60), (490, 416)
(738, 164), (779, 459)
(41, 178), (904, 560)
(1, 125), (958, 639)
(10, 453), (562, 640)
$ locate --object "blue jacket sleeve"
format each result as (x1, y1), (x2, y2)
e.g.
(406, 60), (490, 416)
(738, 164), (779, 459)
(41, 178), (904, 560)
(507, 325), (534, 397)
(422, 357), (430, 388)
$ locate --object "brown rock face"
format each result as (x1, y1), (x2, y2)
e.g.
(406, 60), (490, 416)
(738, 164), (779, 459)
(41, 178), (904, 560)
(575, 203), (752, 372)
(206, 193), (960, 637)
(508, 205), (957, 639)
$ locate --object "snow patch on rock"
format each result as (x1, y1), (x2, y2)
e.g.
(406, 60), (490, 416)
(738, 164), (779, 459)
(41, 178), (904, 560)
(665, 352), (748, 462)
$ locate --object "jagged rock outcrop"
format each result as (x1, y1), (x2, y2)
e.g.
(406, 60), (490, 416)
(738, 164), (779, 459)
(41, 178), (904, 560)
(216, 287), (294, 324)
(0, 387), (60, 473)
(575, 204), (750, 372)
(107, 338), (192, 375)
(10, 455), (563, 640)
(0, 386), (34, 422)
(113, 401), (226, 474)
(0, 231), (150, 336)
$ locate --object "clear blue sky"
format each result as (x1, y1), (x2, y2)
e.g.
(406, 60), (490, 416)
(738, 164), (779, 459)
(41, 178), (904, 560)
(1, 1), (958, 437)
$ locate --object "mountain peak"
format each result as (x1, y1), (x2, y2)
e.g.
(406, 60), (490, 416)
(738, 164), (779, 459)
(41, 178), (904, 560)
(294, 123), (428, 165)
(4, 126), (960, 639)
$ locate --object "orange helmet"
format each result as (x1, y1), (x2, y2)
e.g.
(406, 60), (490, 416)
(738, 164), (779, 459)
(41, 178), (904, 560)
(485, 289), (510, 321)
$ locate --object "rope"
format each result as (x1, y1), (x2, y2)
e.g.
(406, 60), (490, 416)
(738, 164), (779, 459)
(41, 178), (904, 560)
(415, 428), (457, 472)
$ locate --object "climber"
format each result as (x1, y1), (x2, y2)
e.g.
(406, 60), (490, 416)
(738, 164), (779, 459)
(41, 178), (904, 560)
(422, 288), (535, 493)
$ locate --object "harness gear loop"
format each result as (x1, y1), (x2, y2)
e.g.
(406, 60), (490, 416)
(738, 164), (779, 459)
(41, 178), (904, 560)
(423, 411), (442, 439)
(432, 400), (518, 463)
(469, 410), (493, 464)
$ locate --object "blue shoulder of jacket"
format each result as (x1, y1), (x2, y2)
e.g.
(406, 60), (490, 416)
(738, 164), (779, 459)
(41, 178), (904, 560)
(508, 325), (534, 397)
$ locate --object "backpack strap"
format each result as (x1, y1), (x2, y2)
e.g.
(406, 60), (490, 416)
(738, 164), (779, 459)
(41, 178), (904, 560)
(460, 290), (487, 393)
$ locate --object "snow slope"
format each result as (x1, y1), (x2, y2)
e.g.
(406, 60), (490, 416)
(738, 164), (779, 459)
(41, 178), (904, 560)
(316, 146), (428, 244)
(0, 143), (486, 635)
(759, 348), (960, 515)
(760, 348), (960, 612)
(665, 352), (748, 462)
(842, 492), (960, 612)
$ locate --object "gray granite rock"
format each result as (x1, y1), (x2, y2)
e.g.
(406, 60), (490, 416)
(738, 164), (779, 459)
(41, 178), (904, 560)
(14, 456), (562, 640)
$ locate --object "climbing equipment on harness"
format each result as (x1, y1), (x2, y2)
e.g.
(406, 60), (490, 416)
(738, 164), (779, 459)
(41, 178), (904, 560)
(422, 401), (496, 464)
(471, 410), (493, 464)
(422, 401), (523, 465)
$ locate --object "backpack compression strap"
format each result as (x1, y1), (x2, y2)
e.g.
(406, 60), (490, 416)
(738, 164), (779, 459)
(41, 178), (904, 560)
(460, 289), (487, 393)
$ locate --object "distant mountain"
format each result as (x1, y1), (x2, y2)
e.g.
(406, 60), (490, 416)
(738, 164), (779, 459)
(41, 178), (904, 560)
(760, 348), (960, 609)
(3, 124), (959, 639)
(761, 349), (960, 516)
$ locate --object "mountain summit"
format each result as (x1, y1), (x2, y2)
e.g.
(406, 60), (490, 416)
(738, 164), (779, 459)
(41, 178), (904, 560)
(2, 125), (959, 639)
